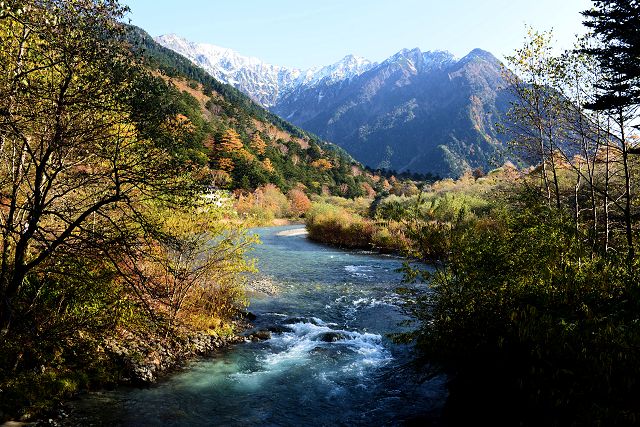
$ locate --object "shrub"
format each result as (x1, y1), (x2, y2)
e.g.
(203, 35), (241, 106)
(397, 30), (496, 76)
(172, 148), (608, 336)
(407, 201), (640, 425)
(235, 184), (291, 224)
(305, 203), (374, 248)
(287, 188), (312, 217)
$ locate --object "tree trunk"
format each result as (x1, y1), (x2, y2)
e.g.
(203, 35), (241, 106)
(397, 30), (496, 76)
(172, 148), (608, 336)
(575, 162), (582, 234)
(0, 268), (25, 336)
(604, 136), (610, 253)
(538, 124), (552, 205)
(618, 110), (634, 268)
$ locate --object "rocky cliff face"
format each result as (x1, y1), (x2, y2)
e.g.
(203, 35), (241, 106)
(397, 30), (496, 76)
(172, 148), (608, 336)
(273, 48), (513, 177)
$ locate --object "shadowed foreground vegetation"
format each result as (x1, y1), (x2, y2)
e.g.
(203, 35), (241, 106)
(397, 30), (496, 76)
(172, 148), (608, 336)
(308, 162), (640, 425)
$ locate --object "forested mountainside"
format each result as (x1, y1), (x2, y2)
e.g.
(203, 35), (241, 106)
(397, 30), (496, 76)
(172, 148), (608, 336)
(130, 26), (382, 197)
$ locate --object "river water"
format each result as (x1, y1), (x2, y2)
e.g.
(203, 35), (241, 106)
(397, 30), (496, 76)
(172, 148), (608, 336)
(68, 226), (447, 426)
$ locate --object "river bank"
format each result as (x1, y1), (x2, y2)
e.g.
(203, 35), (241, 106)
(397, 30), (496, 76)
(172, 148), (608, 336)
(103, 325), (248, 386)
(1, 320), (254, 426)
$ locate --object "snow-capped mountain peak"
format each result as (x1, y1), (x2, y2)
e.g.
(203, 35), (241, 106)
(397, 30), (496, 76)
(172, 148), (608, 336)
(298, 54), (375, 87)
(155, 34), (375, 107)
(155, 34), (295, 105)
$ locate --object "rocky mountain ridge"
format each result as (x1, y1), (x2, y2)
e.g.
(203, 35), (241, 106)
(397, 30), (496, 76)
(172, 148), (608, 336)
(155, 34), (375, 107)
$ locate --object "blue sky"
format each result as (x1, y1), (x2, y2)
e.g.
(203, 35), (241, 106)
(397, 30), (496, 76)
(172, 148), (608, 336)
(125, 0), (592, 69)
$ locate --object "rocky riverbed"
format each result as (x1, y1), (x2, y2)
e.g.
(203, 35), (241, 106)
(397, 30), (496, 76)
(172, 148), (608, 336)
(104, 328), (247, 385)
(16, 323), (252, 426)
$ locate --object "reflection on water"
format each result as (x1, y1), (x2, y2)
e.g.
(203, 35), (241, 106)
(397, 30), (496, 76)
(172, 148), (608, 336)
(68, 226), (446, 426)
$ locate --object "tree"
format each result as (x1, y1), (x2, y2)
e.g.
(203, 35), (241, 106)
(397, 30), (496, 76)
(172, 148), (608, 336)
(287, 188), (311, 217)
(310, 158), (333, 171)
(582, 0), (640, 109)
(504, 28), (564, 209)
(135, 200), (256, 327)
(262, 157), (275, 174)
(551, 41), (617, 254)
(0, 0), (200, 334)
(218, 128), (244, 152)
(582, 0), (640, 265)
(250, 133), (267, 155)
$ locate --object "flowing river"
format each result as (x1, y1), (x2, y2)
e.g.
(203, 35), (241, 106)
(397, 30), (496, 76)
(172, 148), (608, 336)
(68, 225), (447, 426)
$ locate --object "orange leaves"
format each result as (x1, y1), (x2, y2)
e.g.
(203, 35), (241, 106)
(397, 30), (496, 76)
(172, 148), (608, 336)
(218, 128), (243, 152)
(164, 113), (195, 135)
(310, 158), (333, 170)
(250, 133), (267, 155)
(361, 182), (376, 198)
(287, 188), (311, 217)
(217, 157), (235, 172)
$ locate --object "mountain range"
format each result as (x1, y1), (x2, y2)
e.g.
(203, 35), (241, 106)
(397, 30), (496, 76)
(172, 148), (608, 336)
(155, 34), (375, 108)
(157, 35), (514, 177)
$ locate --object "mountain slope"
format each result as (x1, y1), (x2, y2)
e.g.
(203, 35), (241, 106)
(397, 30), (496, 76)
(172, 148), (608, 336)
(157, 34), (513, 177)
(272, 48), (513, 177)
(128, 27), (379, 198)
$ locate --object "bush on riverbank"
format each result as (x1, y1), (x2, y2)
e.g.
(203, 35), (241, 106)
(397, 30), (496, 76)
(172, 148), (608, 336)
(409, 192), (640, 425)
(305, 169), (511, 258)
(305, 203), (375, 248)
(234, 184), (314, 226)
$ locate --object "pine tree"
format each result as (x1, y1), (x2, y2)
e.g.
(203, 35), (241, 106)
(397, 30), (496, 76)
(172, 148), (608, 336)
(582, 0), (640, 265)
(582, 0), (640, 109)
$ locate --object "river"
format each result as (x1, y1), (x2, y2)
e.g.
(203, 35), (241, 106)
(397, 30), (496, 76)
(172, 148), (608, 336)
(67, 225), (447, 426)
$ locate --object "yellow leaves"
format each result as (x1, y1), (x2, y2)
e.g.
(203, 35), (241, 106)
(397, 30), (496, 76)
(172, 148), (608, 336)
(139, 203), (257, 326)
(250, 133), (267, 155)
(237, 148), (256, 163)
(162, 113), (195, 138)
(209, 169), (232, 187)
(262, 158), (275, 173)
(310, 158), (333, 170)
(234, 184), (289, 221)
(112, 121), (138, 138)
(218, 128), (243, 152)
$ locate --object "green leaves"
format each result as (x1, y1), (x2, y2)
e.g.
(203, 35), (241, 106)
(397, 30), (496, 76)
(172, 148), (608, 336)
(409, 188), (640, 423)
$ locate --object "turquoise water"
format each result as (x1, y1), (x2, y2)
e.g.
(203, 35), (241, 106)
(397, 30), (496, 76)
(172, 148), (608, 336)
(69, 226), (446, 426)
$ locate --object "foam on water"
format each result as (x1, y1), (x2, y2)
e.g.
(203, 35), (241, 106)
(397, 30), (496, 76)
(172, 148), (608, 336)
(262, 318), (391, 371)
(352, 295), (403, 308)
(67, 226), (445, 426)
(344, 264), (375, 278)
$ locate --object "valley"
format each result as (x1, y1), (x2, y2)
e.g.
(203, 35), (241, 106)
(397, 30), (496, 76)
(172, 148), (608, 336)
(1, 1), (639, 426)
